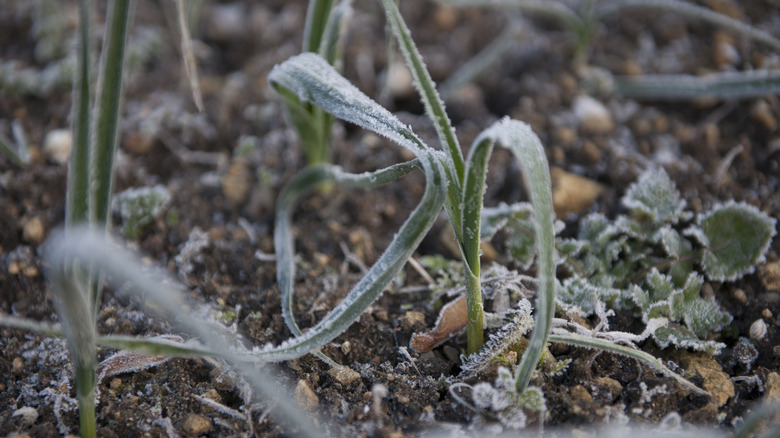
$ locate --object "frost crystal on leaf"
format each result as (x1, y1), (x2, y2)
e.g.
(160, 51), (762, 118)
(621, 167), (691, 224)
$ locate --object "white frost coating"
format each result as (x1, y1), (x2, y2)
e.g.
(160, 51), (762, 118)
(269, 53), (429, 157)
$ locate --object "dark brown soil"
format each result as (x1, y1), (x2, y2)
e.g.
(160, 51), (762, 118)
(1, 0), (779, 436)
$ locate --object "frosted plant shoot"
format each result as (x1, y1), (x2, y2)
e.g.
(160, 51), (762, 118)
(267, 0), (556, 393)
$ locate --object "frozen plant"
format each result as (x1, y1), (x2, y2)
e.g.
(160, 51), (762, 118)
(275, 0), (352, 165)
(111, 185), (172, 240)
(542, 168), (776, 352)
(267, 0), (556, 395)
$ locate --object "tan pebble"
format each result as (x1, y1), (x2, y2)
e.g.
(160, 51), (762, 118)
(341, 340), (352, 355)
(622, 59), (643, 76)
(109, 378), (122, 390)
(749, 319), (767, 341)
(433, 4), (457, 30)
(400, 311), (426, 332)
(222, 159), (251, 204)
(766, 372), (780, 401)
(573, 95), (613, 135)
(594, 376), (623, 401)
(582, 141), (602, 163)
(294, 380), (319, 410)
(397, 395), (411, 404)
(554, 126), (576, 147)
(732, 288), (747, 304)
(762, 308), (773, 318)
(703, 123), (720, 150)
(123, 131), (154, 155)
(43, 129), (72, 164)
(328, 366), (361, 386)
(761, 261), (780, 290)
(570, 385), (593, 403)
(713, 32), (740, 68)
(550, 167), (606, 216)
(750, 100), (777, 131)
(681, 353), (734, 406)
(22, 216), (44, 244)
(313, 252), (331, 267)
(12, 357), (24, 375)
(551, 146), (565, 165)
(653, 114), (669, 133)
(479, 241), (499, 263)
(181, 413), (211, 435)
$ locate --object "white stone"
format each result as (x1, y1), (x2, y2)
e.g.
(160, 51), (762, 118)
(43, 129), (72, 164)
(749, 319), (767, 341)
(573, 95), (614, 135)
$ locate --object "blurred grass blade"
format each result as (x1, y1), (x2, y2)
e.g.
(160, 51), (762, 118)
(318, 0), (352, 66)
(472, 118), (555, 393)
(381, 0), (465, 182)
(549, 332), (708, 397)
(594, 0), (780, 52)
(0, 314), (65, 338)
(439, 0), (582, 31)
(0, 122), (30, 166)
(303, 0), (336, 53)
(175, 0), (203, 111)
(89, 0), (133, 228)
(45, 228), (319, 437)
(615, 70), (780, 100)
(66, 0), (94, 228)
(49, 257), (98, 438)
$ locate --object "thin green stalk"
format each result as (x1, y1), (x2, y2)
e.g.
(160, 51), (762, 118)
(303, 0), (336, 54)
(615, 70), (780, 100)
(66, 0), (93, 228)
(381, 0), (465, 182)
(90, 0), (133, 228)
(461, 137), (495, 354)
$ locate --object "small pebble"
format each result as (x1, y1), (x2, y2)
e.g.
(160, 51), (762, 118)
(221, 158), (251, 204)
(573, 95), (613, 135)
(182, 413), (211, 436)
(341, 341), (352, 355)
(732, 288), (747, 304)
(400, 310), (426, 332)
(386, 61), (414, 97)
(328, 366), (361, 386)
(550, 167), (606, 216)
(749, 319), (767, 341)
(43, 129), (71, 164)
(713, 32), (740, 68)
(22, 216), (44, 244)
(294, 380), (319, 410)
(760, 260), (780, 290)
(762, 308), (773, 318)
(109, 378), (122, 390)
(12, 407), (38, 426)
(12, 357), (24, 375)
(750, 100), (776, 131)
